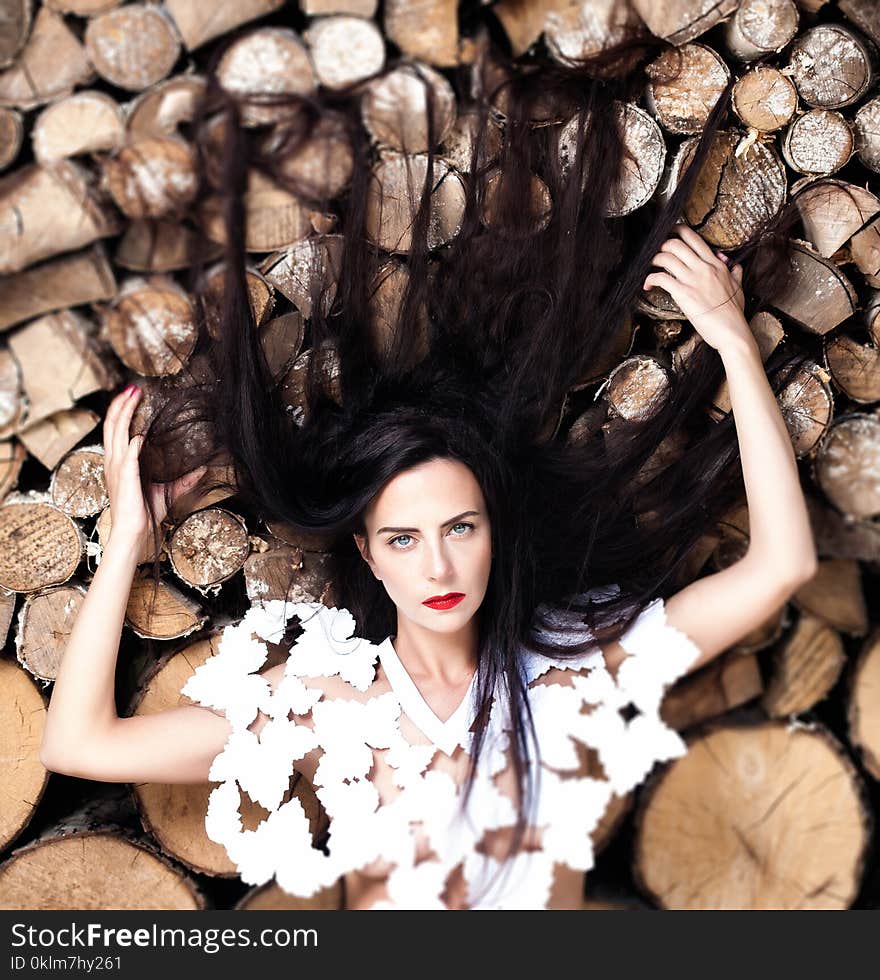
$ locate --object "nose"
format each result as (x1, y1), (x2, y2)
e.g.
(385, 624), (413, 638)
(423, 536), (455, 582)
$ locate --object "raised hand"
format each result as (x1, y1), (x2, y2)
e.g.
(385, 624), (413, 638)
(102, 384), (206, 551)
(643, 223), (753, 353)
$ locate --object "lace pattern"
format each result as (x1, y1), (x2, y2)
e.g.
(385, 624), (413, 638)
(181, 591), (702, 909)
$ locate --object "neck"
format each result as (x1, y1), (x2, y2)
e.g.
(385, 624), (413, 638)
(391, 611), (479, 685)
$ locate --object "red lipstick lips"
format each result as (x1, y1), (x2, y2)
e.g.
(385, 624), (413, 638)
(423, 592), (465, 610)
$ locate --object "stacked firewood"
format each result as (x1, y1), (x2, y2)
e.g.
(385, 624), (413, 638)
(0, 0), (878, 911)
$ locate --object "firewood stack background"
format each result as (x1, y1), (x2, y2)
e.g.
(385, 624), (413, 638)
(0, 0), (879, 911)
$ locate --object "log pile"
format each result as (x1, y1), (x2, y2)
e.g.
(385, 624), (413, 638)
(0, 0), (879, 911)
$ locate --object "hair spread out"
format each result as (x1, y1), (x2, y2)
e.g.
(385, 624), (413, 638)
(133, 1), (813, 904)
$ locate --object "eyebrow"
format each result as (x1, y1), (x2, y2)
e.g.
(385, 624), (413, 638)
(376, 510), (480, 535)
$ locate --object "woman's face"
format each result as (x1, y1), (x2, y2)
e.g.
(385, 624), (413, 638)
(353, 457), (493, 634)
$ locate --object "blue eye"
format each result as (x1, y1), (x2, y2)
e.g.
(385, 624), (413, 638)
(388, 522), (474, 549)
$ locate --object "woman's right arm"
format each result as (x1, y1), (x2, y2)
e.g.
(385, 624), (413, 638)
(39, 384), (257, 785)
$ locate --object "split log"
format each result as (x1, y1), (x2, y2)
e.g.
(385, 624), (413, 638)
(805, 492), (880, 563)
(767, 240), (858, 335)
(16, 408), (101, 472)
(384, 0), (458, 67)
(164, 0), (286, 52)
(167, 508), (251, 593)
(785, 23), (875, 109)
(83, 4), (181, 92)
(200, 262), (276, 338)
(847, 632), (880, 780)
(782, 109), (855, 176)
(98, 276), (198, 377)
(645, 43), (731, 135)
(14, 583), (87, 681)
(258, 235), (343, 319)
(0, 348), (25, 429)
(0, 106), (23, 169)
(135, 631), (328, 877)
(126, 74), (207, 140)
(772, 358), (834, 457)
(0, 493), (85, 593)
(824, 334), (880, 404)
(853, 95), (880, 173)
(0, 244), (116, 332)
(302, 0), (377, 14)
(793, 179), (880, 257)
(259, 112), (354, 200)
(242, 539), (335, 606)
(0, 6), (94, 111)
(812, 414), (880, 520)
(49, 444), (107, 518)
(259, 311), (306, 381)
(603, 355), (670, 423)
(45, 0), (123, 14)
(0, 0), (32, 69)
(0, 161), (122, 275)
(633, 721), (871, 909)
(304, 15), (386, 89)
(630, 0), (739, 46)
(761, 611), (847, 717)
(791, 559), (868, 635)
(9, 310), (120, 428)
(839, 0), (880, 48)
(115, 219), (224, 274)
(123, 566), (208, 640)
(0, 658), (48, 855)
(0, 789), (207, 910)
(723, 0), (799, 61)
(659, 651), (764, 732)
(361, 62), (457, 152)
(438, 107), (502, 173)
(731, 65), (798, 132)
(32, 90), (125, 164)
(101, 136), (199, 221)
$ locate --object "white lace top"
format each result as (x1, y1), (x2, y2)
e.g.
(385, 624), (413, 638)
(181, 587), (702, 909)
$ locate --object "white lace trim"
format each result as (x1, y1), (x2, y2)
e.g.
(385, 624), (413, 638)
(181, 592), (701, 908)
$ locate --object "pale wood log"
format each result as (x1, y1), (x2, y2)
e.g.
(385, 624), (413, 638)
(785, 23), (875, 109)
(32, 90), (125, 164)
(824, 334), (880, 404)
(101, 135), (199, 221)
(544, 0), (647, 69)
(9, 310), (121, 428)
(16, 408), (101, 471)
(123, 566), (208, 640)
(560, 102), (666, 217)
(0, 161), (122, 275)
(0, 349), (23, 434)
(0, 789), (207, 910)
(630, 0), (739, 46)
(243, 539), (335, 606)
(731, 65), (798, 132)
(812, 414), (880, 520)
(259, 111), (354, 200)
(258, 235), (343, 319)
(805, 492), (880, 563)
(853, 95), (880, 174)
(0, 440), (25, 498)
(0, 106), (22, 169)
(660, 651), (764, 732)
(850, 216), (880, 282)
(384, 0), (458, 68)
(793, 179), (880, 257)
(0, 0), (32, 68)
(0, 244), (116, 332)
(84, 4), (181, 92)
(762, 612), (847, 717)
(791, 559), (868, 636)
(302, 0), (377, 13)
(164, 0), (285, 52)
(304, 15), (386, 88)
(0, 658), (48, 855)
(603, 355), (670, 423)
(200, 263), (276, 341)
(167, 508), (251, 593)
(126, 74), (207, 140)
(847, 632), (880, 780)
(723, 0), (799, 61)
(633, 721), (871, 909)
(215, 27), (316, 128)
(0, 587), (15, 643)
(668, 129), (787, 248)
(438, 107), (502, 173)
(115, 218), (223, 273)
(772, 358), (834, 457)
(14, 582), (87, 681)
(0, 6), (94, 110)
(49, 443), (107, 518)
(839, 0), (880, 48)
(782, 109), (854, 176)
(98, 276), (198, 377)
(768, 240), (858, 335)
(45, 0), (122, 14)
(644, 43), (731, 135)
(0, 493), (85, 592)
(365, 151), (466, 252)
(235, 880), (344, 910)
(362, 62), (456, 152)
(199, 167), (313, 252)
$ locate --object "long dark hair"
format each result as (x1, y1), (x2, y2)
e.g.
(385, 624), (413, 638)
(134, 3), (812, 904)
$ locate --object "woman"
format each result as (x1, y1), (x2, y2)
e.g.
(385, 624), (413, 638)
(40, 8), (817, 909)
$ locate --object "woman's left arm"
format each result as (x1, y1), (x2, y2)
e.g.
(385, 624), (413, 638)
(637, 224), (818, 673)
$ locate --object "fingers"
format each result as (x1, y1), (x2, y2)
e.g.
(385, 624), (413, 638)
(647, 250), (690, 283)
(103, 385), (136, 469)
(643, 271), (677, 293)
(672, 223), (718, 264)
(656, 238), (703, 271)
(114, 385), (141, 465)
